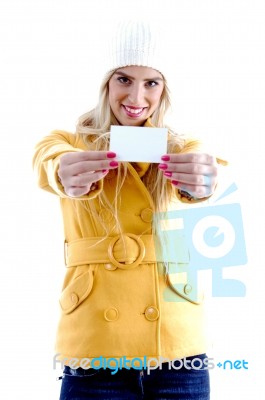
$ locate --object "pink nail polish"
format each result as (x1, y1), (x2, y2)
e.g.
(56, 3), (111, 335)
(102, 169), (109, 173)
(158, 163), (168, 170)
(109, 161), (119, 167)
(171, 180), (179, 186)
(164, 171), (172, 177)
(107, 151), (116, 158)
(161, 155), (170, 161)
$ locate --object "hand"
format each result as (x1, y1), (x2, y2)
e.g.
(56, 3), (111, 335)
(158, 153), (218, 198)
(58, 151), (118, 197)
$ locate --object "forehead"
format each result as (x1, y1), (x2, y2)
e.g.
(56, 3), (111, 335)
(114, 65), (163, 80)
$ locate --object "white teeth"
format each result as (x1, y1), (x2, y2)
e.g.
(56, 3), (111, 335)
(125, 106), (143, 114)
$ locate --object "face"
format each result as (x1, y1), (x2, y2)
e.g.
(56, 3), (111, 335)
(108, 66), (164, 126)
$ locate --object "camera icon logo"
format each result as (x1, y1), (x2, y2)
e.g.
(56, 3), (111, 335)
(176, 203), (247, 269)
(192, 214), (235, 259)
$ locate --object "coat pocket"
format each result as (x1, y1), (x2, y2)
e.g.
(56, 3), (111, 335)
(59, 269), (93, 314)
(165, 262), (204, 305)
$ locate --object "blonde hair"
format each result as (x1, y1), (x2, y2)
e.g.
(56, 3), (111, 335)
(75, 69), (185, 234)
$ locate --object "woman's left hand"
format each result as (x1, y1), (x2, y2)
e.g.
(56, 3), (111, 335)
(158, 153), (218, 199)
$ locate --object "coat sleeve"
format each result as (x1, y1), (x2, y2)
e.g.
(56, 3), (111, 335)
(174, 137), (228, 204)
(32, 130), (103, 199)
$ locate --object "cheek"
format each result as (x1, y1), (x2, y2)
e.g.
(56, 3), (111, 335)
(108, 84), (113, 100)
(108, 92), (118, 113)
(108, 81), (117, 102)
(108, 92), (114, 107)
(151, 90), (163, 108)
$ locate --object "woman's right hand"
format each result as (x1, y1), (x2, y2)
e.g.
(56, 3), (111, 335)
(58, 151), (118, 197)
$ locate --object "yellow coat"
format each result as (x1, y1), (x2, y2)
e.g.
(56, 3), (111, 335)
(33, 119), (220, 367)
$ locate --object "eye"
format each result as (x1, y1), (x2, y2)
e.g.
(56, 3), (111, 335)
(117, 77), (130, 84)
(146, 80), (159, 88)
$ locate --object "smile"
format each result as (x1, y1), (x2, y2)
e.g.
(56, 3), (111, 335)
(122, 105), (146, 117)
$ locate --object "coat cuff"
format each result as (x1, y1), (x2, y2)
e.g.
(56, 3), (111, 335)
(175, 189), (212, 204)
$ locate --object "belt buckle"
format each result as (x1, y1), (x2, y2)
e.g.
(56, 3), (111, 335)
(107, 233), (145, 269)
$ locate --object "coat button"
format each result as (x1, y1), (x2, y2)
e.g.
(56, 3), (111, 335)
(104, 263), (117, 271)
(70, 293), (79, 305)
(184, 284), (192, 294)
(144, 306), (159, 321)
(140, 208), (153, 223)
(104, 307), (119, 321)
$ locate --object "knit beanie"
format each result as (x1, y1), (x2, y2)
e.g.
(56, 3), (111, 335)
(106, 20), (167, 79)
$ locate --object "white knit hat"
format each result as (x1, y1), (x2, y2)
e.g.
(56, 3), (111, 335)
(106, 20), (167, 78)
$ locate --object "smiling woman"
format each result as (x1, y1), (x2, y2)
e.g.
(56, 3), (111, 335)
(108, 67), (165, 126)
(33, 20), (224, 400)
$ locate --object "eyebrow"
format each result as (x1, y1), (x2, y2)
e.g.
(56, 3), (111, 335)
(113, 70), (164, 81)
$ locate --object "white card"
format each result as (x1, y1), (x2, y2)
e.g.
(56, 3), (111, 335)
(109, 126), (168, 162)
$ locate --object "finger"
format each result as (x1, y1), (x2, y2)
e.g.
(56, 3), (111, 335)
(161, 153), (216, 166)
(60, 151), (116, 166)
(61, 159), (118, 177)
(66, 186), (92, 198)
(70, 170), (109, 187)
(171, 182), (212, 198)
(164, 172), (217, 187)
(65, 170), (109, 197)
(165, 172), (207, 186)
(160, 162), (217, 176)
(171, 176), (217, 197)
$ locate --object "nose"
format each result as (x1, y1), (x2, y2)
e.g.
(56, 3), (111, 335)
(127, 84), (144, 105)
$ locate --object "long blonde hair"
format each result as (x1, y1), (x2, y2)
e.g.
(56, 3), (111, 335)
(75, 69), (185, 234)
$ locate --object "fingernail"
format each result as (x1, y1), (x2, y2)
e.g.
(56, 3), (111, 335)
(107, 151), (116, 158)
(164, 171), (172, 177)
(158, 163), (168, 170)
(171, 180), (179, 186)
(109, 161), (119, 167)
(102, 169), (109, 173)
(161, 155), (170, 161)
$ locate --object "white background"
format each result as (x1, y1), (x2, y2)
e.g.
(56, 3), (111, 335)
(0, 0), (264, 399)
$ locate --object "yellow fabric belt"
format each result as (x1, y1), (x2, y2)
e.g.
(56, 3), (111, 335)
(64, 234), (201, 305)
(64, 233), (161, 269)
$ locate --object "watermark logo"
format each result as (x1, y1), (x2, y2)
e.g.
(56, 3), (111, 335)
(53, 354), (248, 375)
(53, 354), (213, 375)
(216, 359), (248, 370)
(154, 183), (248, 300)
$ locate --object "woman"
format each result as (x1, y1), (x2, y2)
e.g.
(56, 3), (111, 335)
(33, 20), (222, 400)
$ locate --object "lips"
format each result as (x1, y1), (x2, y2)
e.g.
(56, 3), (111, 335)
(122, 105), (146, 117)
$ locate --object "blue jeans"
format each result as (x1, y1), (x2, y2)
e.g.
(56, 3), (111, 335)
(59, 354), (210, 400)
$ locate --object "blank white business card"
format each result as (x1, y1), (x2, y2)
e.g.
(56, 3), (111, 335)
(110, 125), (168, 162)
